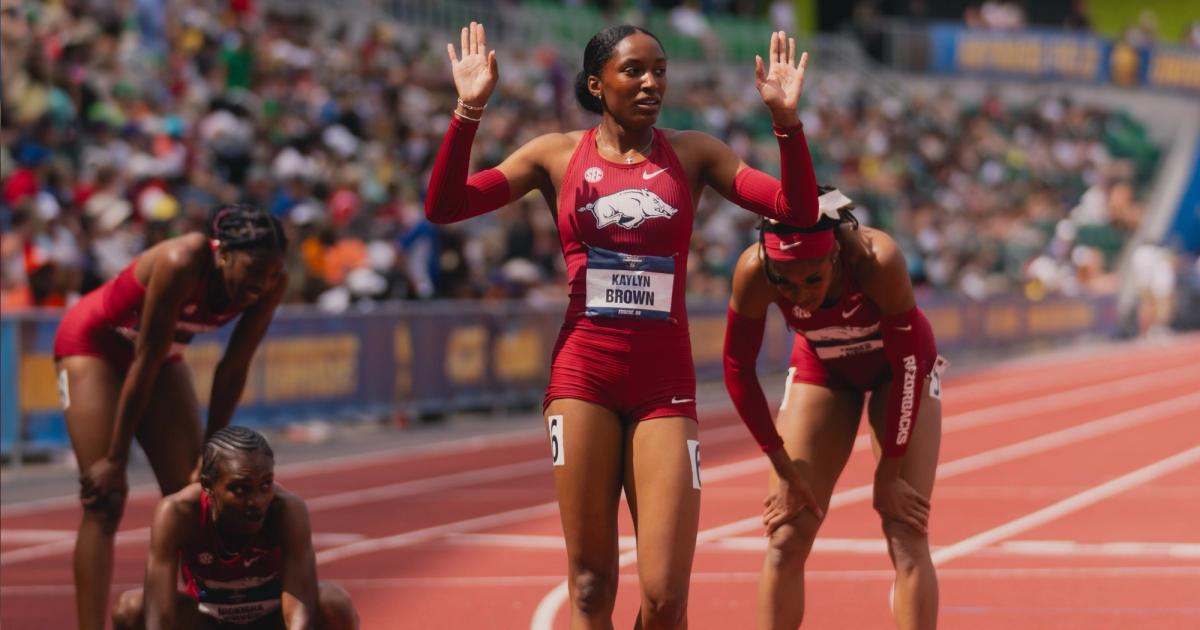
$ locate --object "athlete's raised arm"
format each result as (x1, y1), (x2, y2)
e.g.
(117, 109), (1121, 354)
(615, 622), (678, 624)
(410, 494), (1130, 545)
(425, 22), (561, 225)
(692, 31), (819, 227)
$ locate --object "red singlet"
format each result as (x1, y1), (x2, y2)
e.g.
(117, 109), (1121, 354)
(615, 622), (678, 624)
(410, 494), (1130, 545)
(54, 257), (242, 369)
(180, 492), (284, 625)
(778, 257), (936, 392)
(544, 128), (698, 421)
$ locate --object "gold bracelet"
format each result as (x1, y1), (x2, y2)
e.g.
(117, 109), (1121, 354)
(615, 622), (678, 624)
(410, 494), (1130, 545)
(456, 98), (487, 112)
(454, 109), (482, 123)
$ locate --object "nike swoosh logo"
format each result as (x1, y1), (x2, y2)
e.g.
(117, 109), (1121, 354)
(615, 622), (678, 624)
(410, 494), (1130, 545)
(895, 325), (912, 331)
(243, 556), (262, 568)
(642, 168), (669, 180)
(779, 240), (804, 251)
(671, 397), (694, 404)
(842, 304), (862, 318)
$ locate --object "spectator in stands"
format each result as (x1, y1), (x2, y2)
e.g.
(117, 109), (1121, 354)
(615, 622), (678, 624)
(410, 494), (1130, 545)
(0, 0), (1164, 310)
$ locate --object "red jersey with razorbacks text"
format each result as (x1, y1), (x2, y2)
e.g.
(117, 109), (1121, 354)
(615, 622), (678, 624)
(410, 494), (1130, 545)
(53, 256), (243, 366)
(557, 127), (694, 330)
(776, 256), (890, 391)
(180, 492), (284, 624)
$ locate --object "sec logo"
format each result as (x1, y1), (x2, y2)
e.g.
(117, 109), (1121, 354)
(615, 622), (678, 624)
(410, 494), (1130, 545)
(584, 167), (604, 183)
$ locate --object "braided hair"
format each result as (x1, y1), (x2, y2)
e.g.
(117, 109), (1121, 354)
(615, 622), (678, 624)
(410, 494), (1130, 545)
(209, 204), (288, 253)
(199, 426), (275, 489)
(574, 25), (664, 115)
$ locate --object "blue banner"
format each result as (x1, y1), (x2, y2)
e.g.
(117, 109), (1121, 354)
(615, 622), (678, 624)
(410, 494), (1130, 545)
(926, 23), (1199, 94)
(929, 24), (1109, 83)
(1, 293), (1119, 457)
(1, 319), (19, 458)
(1168, 136), (1200, 253)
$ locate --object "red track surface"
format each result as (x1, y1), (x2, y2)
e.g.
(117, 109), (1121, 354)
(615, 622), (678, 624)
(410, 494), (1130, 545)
(3, 336), (1199, 629)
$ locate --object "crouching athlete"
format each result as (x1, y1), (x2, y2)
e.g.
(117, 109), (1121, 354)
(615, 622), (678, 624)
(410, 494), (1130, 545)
(112, 427), (359, 630)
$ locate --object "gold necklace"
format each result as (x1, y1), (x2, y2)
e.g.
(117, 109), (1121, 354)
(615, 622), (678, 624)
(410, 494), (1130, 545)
(598, 131), (654, 163)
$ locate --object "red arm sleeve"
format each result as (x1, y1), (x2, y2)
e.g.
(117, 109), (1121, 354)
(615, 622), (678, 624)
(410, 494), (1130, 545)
(728, 123), (819, 227)
(879, 307), (937, 458)
(723, 306), (785, 454)
(424, 115), (512, 224)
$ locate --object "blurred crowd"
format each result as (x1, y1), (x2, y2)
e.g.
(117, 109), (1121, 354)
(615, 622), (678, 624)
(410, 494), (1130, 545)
(0, 0), (1163, 313)
(960, 0), (1200, 49)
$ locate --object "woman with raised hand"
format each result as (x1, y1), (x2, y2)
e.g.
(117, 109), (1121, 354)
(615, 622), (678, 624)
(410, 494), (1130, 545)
(426, 22), (820, 627)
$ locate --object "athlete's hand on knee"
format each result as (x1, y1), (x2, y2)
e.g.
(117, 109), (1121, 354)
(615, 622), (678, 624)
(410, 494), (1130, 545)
(80, 456), (129, 511)
(447, 21), (498, 109)
(872, 476), (930, 534)
(762, 469), (823, 535)
(754, 30), (808, 127)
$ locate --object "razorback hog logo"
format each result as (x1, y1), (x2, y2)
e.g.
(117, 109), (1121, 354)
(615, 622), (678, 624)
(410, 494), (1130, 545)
(579, 189), (678, 229)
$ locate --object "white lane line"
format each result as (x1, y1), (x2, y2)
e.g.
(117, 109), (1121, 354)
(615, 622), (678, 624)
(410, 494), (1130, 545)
(849, 366), (1199, 450)
(941, 341), (1200, 402)
(0, 420), (754, 567)
(931, 445), (1200, 566)
(529, 390), (1200, 630)
(998, 540), (1200, 559)
(8, 566), (1200, 598)
(446, 533), (637, 551)
(0, 526), (150, 566)
(14, 361), (1182, 524)
(312, 426), (784, 567)
(701, 537), (1200, 559)
(0, 399), (746, 518)
(0, 529), (76, 543)
(315, 503), (561, 564)
(305, 460), (547, 510)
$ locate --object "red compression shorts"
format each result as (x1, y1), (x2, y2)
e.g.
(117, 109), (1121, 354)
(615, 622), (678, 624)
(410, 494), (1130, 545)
(543, 323), (698, 422)
(53, 291), (183, 371)
(786, 334), (891, 393)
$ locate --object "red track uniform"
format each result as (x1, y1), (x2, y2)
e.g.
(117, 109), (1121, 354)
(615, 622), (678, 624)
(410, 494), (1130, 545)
(180, 492), (284, 625)
(425, 115), (821, 422)
(53, 258), (242, 369)
(544, 128), (699, 420)
(726, 256), (943, 455)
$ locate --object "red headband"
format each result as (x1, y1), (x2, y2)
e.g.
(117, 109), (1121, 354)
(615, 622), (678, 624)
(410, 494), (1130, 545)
(763, 228), (834, 261)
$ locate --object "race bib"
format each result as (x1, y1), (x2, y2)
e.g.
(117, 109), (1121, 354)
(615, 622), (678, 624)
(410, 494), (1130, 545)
(929, 355), (950, 400)
(584, 247), (674, 320)
(198, 599), (280, 624)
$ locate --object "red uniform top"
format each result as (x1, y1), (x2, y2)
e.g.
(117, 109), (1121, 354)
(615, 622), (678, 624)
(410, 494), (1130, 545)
(558, 127), (694, 331)
(54, 257), (243, 367)
(725, 255), (940, 455)
(423, 115), (821, 419)
(776, 258), (889, 392)
(180, 492), (284, 624)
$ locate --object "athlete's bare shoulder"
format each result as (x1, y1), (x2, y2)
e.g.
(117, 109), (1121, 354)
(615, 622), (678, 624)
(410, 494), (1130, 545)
(730, 241), (776, 316)
(734, 240), (765, 275)
(157, 483), (204, 531)
(662, 128), (718, 150)
(522, 131), (584, 156)
(138, 232), (208, 280)
(841, 225), (910, 300)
